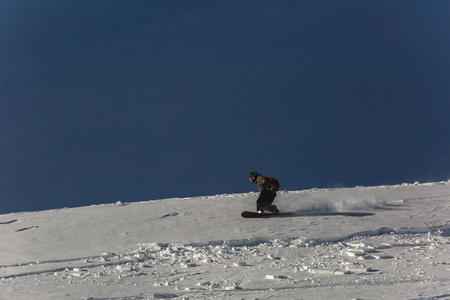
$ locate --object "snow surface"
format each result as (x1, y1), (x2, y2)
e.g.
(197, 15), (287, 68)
(1, 181), (449, 299)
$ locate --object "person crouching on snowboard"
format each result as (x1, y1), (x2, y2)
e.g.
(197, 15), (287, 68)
(249, 171), (280, 213)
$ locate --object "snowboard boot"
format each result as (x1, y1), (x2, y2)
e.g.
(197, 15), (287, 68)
(265, 205), (279, 213)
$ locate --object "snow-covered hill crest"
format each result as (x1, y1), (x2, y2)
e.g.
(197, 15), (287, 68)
(1, 181), (449, 299)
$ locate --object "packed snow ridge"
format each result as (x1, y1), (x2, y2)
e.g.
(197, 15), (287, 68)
(1, 181), (449, 299)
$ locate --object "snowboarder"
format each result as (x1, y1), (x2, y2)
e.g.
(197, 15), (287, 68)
(249, 171), (280, 213)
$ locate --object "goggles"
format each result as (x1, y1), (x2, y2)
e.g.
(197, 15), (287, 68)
(249, 176), (255, 182)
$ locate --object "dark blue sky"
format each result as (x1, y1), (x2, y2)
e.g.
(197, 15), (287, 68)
(1, 1), (449, 214)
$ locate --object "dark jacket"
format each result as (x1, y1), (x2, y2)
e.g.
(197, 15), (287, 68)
(255, 175), (274, 192)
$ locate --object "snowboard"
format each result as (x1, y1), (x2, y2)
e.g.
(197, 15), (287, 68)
(241, 211), (292, 218)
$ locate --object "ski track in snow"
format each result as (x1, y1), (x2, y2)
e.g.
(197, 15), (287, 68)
(0, 181), (449, 299)
(0, 219), (17, 225)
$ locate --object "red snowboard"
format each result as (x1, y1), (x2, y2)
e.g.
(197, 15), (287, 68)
(241, 211), (292, 218)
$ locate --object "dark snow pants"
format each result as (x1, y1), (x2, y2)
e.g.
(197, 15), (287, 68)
(256, 188), (276, 211)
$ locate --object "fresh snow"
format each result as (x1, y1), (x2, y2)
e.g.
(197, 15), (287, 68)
(1, 181), (449, 299)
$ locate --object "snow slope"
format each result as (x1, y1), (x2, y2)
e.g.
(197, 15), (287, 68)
(0, 181), (449, 299)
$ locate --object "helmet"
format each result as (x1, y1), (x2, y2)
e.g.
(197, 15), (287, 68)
(249, 171), (259, 183)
